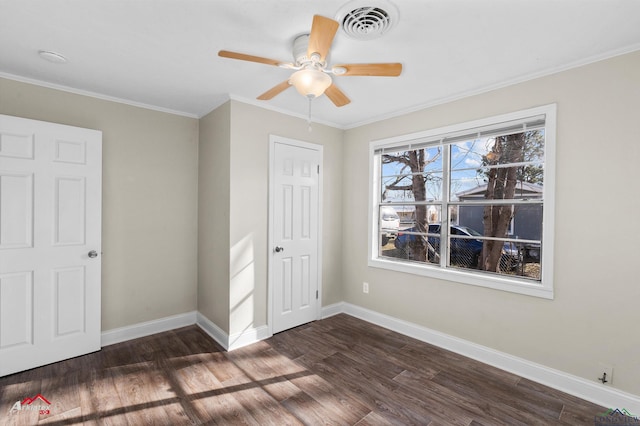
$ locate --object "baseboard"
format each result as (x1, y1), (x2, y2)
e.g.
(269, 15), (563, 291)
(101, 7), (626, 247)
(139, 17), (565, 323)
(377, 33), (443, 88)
(98, 302), (352, 349)
(101, 310), (272, 352)
(101, 311), (197, 346)
(229, 325), (271, 351)
(196, 312), (229, 350)
(321, 302), (345, 318)
(195, 313), (272, 351)
(197, 303), (341, 350)
(341, 302), (640, 414)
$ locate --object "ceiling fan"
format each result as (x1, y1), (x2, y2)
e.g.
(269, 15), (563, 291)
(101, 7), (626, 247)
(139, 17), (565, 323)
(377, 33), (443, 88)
(218, 15), (402, 107)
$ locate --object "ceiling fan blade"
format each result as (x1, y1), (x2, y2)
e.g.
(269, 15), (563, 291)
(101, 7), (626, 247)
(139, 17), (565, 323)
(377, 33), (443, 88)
(218, 50), (285, 67)
(257, 80), (292, 100)
(307, 15), (339, 62)
(333, 63), (403, 77)
(325, 84), (350, 107)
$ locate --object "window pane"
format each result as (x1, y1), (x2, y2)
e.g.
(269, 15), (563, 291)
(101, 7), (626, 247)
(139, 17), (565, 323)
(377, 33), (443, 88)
(381, 174), (412, 202)
(447, 235), (541, 281)
(424, 172), (444, 202)
(450, 130), (545, 202)
(395, 205), (442, 229)
(381, 147), (443, 177)
(379, 205), (400, 234)
(457, 203), (542, 241)
(450, 130), (545, 171)
(379, 204), (442, 265)
(382, 173), (443, 202)
(381, 227), (440, 265)
(449, 204), (542, 281)
(382, 148), (443, 203)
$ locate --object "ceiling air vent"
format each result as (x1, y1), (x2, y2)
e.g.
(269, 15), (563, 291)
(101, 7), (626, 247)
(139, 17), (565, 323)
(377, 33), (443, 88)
(336, 0), (398, 40)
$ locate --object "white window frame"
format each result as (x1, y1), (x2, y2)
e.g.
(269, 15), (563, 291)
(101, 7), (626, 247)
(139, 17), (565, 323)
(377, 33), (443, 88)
(368, 104), (556, 299)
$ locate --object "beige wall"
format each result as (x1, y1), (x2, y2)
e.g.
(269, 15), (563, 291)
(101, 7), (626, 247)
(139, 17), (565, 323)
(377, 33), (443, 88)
(0, 78), (199, 331)
(341, 51), (640, 395)
(198, 103), (231, 331)
(226, 101), (344, 336)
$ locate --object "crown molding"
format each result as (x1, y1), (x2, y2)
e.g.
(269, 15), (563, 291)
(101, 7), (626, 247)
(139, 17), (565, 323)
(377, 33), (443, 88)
(0, 72), (199, 119)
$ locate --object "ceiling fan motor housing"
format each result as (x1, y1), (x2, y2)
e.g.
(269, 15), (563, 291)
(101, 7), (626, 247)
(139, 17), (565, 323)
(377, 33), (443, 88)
(292, 34), (323, 67)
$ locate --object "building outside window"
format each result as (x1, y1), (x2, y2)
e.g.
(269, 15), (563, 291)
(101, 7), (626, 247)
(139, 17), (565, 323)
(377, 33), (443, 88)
(369, 105), (556, 298)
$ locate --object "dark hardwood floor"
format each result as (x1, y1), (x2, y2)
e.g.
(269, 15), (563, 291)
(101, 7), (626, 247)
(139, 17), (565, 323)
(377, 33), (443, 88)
(1, 314), (604, 425)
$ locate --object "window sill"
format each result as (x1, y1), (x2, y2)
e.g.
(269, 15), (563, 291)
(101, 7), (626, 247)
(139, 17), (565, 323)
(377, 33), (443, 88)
(368, 257), (554, 299)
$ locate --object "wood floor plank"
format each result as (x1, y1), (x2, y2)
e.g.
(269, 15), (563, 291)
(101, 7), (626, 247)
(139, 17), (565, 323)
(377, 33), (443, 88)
(218, 375), (303, 426)
(75, 353), (102, 425)
(392, 384), (474, 426)
(101, 337), (179, 426)
(322, 351), (401, 397)
(200, 350), (248, 384)
(145, 363), (198, 425)
(0, 314), (606, 425)
(286, 369), (372, 424)
(145, 331), (228, 425)
(38, 356), (83, 423)
(284, 326), (343, 360)
(224, 343), (304, 403)
(315, 352), (441, 425)
(174, 360), (261, 424)
(280, 390), (344, 425)
(430, 369), (556, 424)
(392, 369), (504, 425)
(1, 366), (43, 426)
(85, 364), (131, 425)
(354, 410), (397, 426)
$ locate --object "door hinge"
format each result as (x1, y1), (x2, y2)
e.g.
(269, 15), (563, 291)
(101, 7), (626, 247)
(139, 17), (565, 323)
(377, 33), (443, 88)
(316, 290), (318, 299)
(317, 164), (320, 174)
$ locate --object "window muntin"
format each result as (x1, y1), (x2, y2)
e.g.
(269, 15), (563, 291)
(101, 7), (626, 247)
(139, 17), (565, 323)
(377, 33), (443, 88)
(370, 105), (555, 298)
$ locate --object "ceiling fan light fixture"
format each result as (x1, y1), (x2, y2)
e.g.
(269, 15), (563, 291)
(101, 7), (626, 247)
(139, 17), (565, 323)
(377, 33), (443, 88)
(290, 68), (332, 98)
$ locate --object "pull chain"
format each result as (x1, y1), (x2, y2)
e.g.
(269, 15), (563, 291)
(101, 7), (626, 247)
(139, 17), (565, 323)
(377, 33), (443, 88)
(307, 96), (313, 132)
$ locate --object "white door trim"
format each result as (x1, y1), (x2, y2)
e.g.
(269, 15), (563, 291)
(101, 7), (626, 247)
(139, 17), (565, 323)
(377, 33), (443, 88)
(268, 135), (323, 336)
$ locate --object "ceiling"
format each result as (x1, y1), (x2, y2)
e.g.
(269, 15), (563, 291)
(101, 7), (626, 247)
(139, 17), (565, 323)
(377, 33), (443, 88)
(1, 0), (639, 128)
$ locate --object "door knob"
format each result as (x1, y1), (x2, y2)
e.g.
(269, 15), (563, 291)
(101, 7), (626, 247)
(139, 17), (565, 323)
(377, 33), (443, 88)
(88, 250), (98, 258)
(274, 246), (284, 253)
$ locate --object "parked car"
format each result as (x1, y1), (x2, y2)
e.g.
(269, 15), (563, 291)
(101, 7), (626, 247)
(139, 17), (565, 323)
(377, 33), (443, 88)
(395, 224), (519, 269)
(522, 243), (541, 262)
(380, 206), (400, 245)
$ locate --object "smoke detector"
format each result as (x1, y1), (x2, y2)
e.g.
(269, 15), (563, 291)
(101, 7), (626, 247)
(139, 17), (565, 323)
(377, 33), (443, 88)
(336, 0), (399, 40)
(38, 50), (68, 64)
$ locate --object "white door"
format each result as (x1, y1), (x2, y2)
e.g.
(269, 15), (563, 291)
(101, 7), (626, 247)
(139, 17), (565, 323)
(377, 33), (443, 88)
(0, 114), (102, 376)
(269, 136), (322, 334)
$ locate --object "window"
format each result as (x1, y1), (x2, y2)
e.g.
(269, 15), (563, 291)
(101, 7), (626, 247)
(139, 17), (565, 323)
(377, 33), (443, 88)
(369, 105), (556, 298)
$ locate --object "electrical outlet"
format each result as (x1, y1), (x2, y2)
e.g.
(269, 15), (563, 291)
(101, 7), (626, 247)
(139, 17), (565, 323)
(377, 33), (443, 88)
(597, 363), (613, 385)
(363, 282), (369, 294)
